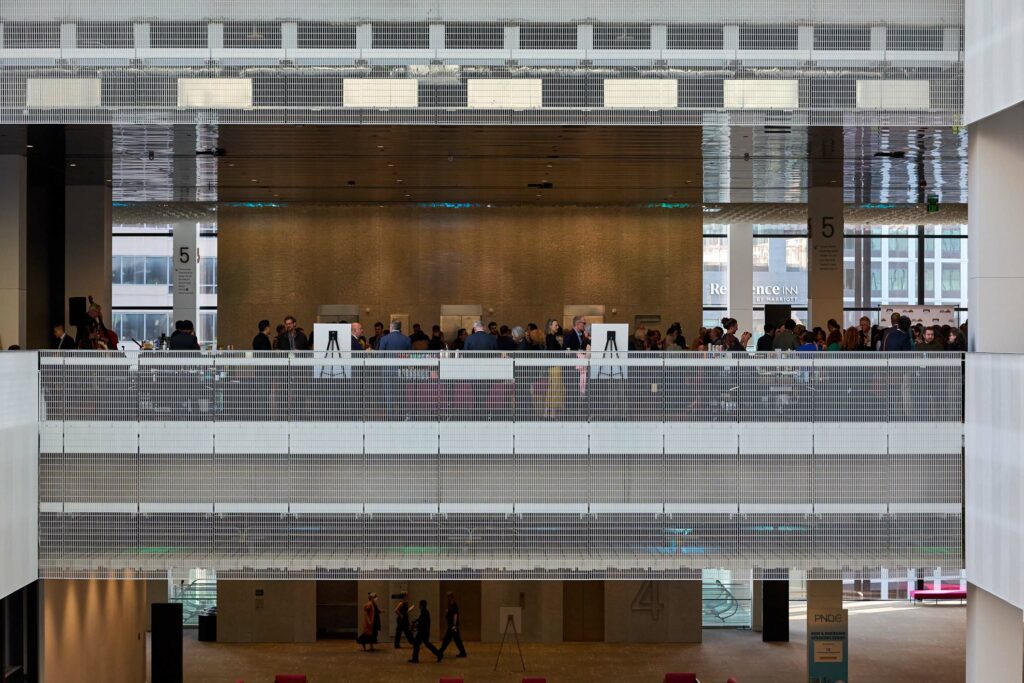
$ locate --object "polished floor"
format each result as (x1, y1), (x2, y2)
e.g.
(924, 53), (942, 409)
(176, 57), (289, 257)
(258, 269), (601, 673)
(181, 601), (965, 683)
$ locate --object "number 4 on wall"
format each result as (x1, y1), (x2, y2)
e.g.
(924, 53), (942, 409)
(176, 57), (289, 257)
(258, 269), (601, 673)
(631, 581), (664, 621)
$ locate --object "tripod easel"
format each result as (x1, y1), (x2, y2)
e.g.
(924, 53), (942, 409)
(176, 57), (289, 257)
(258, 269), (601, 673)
(597, 330), (624, 380)
(493, 613), (526, 673)
(318, 330), (344, 379)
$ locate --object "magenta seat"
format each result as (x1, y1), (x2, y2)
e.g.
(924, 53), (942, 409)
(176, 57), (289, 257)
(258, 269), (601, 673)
(664, 674), (698, 683)
(274, 676), (307, 683)
(439, 678), (464, 683)
(523, 678), (548, 683)
(727, 678), (739, 683)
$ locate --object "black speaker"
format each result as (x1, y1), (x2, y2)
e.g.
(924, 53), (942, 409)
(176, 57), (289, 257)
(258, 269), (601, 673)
(68, 297), (87, 328)
(763, 304), (792, 329)
(151, 603), (183, 683)
(761, 580), (790, 642)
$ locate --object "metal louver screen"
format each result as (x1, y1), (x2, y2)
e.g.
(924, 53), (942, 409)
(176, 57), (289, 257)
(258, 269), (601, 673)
(371, 22), (430, 49)
(887, 26), (946, 51)
(667, 24), (724, 50)
(223, 22), (282, 49)
(593, 24), (652, 50)
(445, 23), (505, 50)
(150, 22), (208, 49)
(76, 22), (134, 49)
(519, 23), (577, 50)
(297, 22), (357, 49)
(814, 25), (872, 50)
(3, 22), (60, 49)
(739, 25), (800, 50)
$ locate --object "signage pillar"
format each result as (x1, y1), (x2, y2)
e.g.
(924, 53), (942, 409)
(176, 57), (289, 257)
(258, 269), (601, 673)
(807, 127), (844, 329)
(0, 126), (27, 349)
(728, 223), (754, 341)
(172, 221), (199, 329)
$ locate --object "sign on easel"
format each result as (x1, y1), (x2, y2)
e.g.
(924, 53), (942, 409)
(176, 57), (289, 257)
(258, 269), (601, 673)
(313, 323), (352, 378)
(807, 607), (848, 683)
(590, 323), (629, 380)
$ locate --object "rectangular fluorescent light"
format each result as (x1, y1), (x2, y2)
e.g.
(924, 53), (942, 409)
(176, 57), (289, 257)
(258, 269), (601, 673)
(603, 79), (678, 108)
(342, 78), (418, 108)
(26, 79), (101, 107)
(856, 80), (930, 109)
(466, 79), (543, 109)
(723, 79), (799, 109)
(177, 78), (253, 108)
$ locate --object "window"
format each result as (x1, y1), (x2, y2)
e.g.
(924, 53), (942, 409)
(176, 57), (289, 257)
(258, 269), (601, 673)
(519, 23), (577, 50)
(752, 238), (770, 271)
(593, 24), (651, 50)
(941, 264), (961, 297)
(814, 25), (871, 51)
(200, 257), (218, 294)
(223, 22), (282, 49)
(150, 21), (208, 48)
(888, 264), (909, 298)
(445, 23), (505, 50)
(785, 238), (807, 272)
(145, 256), (170, 285)
(886, 26), (944, 51)
(667, 24), (724, 50)
(77, 22), (134, 49)
(3, 22), (60, 49)
(888, 238), (909, 258)
(372, 23), (430, 49)
(297, 22), (357, 49)
(738, 25), (799, 50)
(941, 238), (961, 258)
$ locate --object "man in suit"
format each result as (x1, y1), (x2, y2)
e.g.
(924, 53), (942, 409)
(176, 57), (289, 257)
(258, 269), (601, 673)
(252, 320), (273, 350)
(755, 323), (775, 352)
(883, 315), (914, 351)
(463, 321), (497, 351)
(275, 316), (308, 350)
(368, 321), (385, 350)
(52, 324), (75, 350)
(378, 320), (412, 351)
(409, 599), (440, 663)
(562, 315), (590, 351)
(350, 322), (366, 351)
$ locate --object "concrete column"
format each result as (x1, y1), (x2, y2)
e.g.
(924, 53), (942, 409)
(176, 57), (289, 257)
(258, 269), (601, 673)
(968, 101), (1024, 352)
(728, 223), (754, 339)
(133, 23), (149, 50)
(798, 26), (814, 52)
(807, 127), (844, 328)
(578, 24), (593, 51)
(281, 22), (297, 50)
(604, 580), (702, 643)
(356, 24), (372, 50)
(966, 583), (1024, 682)
(870, 27), (886, 52)
(504, 25), (519, 52)
(651, 25), (667, 51)
(723, 26), (739, 51)
(63, 126), (112, 334)
(217, 580), (316, 643)
(429, 23), (444, 51)
(208, 23), (223, 50)
(0, 127), (27, 349)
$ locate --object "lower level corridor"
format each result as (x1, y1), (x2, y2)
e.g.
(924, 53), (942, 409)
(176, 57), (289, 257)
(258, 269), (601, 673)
(179, 601), (965, 683)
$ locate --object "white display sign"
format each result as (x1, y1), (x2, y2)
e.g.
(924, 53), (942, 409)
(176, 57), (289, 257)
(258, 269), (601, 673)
(172, 221), (199, 328)
(313, 323), (352, 378)
(879, 305), (958, 329)
(590, 323), (630, 380)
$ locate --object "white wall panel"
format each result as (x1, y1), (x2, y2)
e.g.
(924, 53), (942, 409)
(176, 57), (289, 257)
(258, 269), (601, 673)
(364, 421), (438, 453)
(342, 78), (418, 108)
(739, 422), (813, 454)
(856, 80), (930, 109)
(665, 422), (735, 454)
(177, 78), (252, 108)
(603, 79), (678, 108)
(966, 0), (1024, 123)
(26, 78), (101, 107)
(723, 79), (799, 109)
(214, 421), (288, 454)
(439, 421), (513, 453)
(139, 421), (213, 454)
(0, 353), (37, 598)
(289, 421), (363, 454)
(64, 421), (137, 453)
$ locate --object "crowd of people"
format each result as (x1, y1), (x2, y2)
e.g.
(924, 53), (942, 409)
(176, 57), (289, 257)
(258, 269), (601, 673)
(246, 312), (968, 354)
(357, 591), (467, 664)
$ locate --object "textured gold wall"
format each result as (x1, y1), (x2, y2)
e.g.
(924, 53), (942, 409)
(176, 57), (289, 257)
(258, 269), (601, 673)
(218, 205), (702, 348)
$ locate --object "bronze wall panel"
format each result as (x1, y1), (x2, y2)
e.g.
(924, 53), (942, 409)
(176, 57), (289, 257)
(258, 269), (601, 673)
(218, 205), (701, 348)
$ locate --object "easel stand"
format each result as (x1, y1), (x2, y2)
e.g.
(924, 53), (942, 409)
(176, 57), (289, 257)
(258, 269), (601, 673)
(597, 334), (624, 380)
(319, 330), (343, 379)
(493, 613), (526, 672)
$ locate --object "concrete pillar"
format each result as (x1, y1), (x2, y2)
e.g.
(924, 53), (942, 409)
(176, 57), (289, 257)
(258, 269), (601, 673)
(728, 223), (754, 339)
(0, 126), (27, 349)
(281, 22), (297, 50)
(807, 580), (843, 609)
(63, 126), (112, 335)
(133, 23), (149, 50)
(807, 127), (844, 329)
(216, 580), (316, 643)
(966, 583), (1024, 682)
(751, 579), (763, 632)
(604, 580), (702, 643)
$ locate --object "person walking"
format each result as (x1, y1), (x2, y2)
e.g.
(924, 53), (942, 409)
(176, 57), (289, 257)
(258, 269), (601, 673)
(394, 592), (416, 649)
(437, 592), (467, 661)
(409, 599), (440, 663)
(357, 592), (382, 652)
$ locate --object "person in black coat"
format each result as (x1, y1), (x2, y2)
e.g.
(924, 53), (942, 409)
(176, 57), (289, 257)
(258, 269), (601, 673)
(53, 324), (76, 350)
(275, 316), (308, 351)
(882, 315), (914, 351)
(409, 599), (440, 663)
(252, 319), (273, 351)
(562, 315), (590, 351)
(463, 321), (498, 351)
(167, 320), (201, 350)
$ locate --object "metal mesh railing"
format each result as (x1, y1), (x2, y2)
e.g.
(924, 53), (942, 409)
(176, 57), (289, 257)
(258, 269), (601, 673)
(36, 351), (963, 580)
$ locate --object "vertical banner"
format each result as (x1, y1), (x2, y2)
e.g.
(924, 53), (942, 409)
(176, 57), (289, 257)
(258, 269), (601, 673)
(807, 607), (849, 683)
(807, 185), (844, 328)
(172, 221), (199, 331)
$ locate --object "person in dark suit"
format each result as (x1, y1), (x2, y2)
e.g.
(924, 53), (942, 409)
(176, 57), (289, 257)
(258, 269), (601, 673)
(168, 320), (201, 350)
(463, 321), (497, 351)
(378, 320), (412, 351)
(252, 320), (273, 351)
(393, 591), (416, 649)
(512, 326), (529, 351)
(496, 325), (517, 351)
(350, 322), (366, 351)
(53, 324), (76, 350)
(562, 315), (590, 351)
(437, 592), (467, 660)
(409, 599), (440, 663)
(755, 323), (775, 352)
(275, 315), (309, 351)
(883, 315), (914, 351)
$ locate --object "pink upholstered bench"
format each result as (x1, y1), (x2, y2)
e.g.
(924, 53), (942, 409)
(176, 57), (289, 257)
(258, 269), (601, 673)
(910, 584), (967, 603)
(664, 674), (699, 683)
